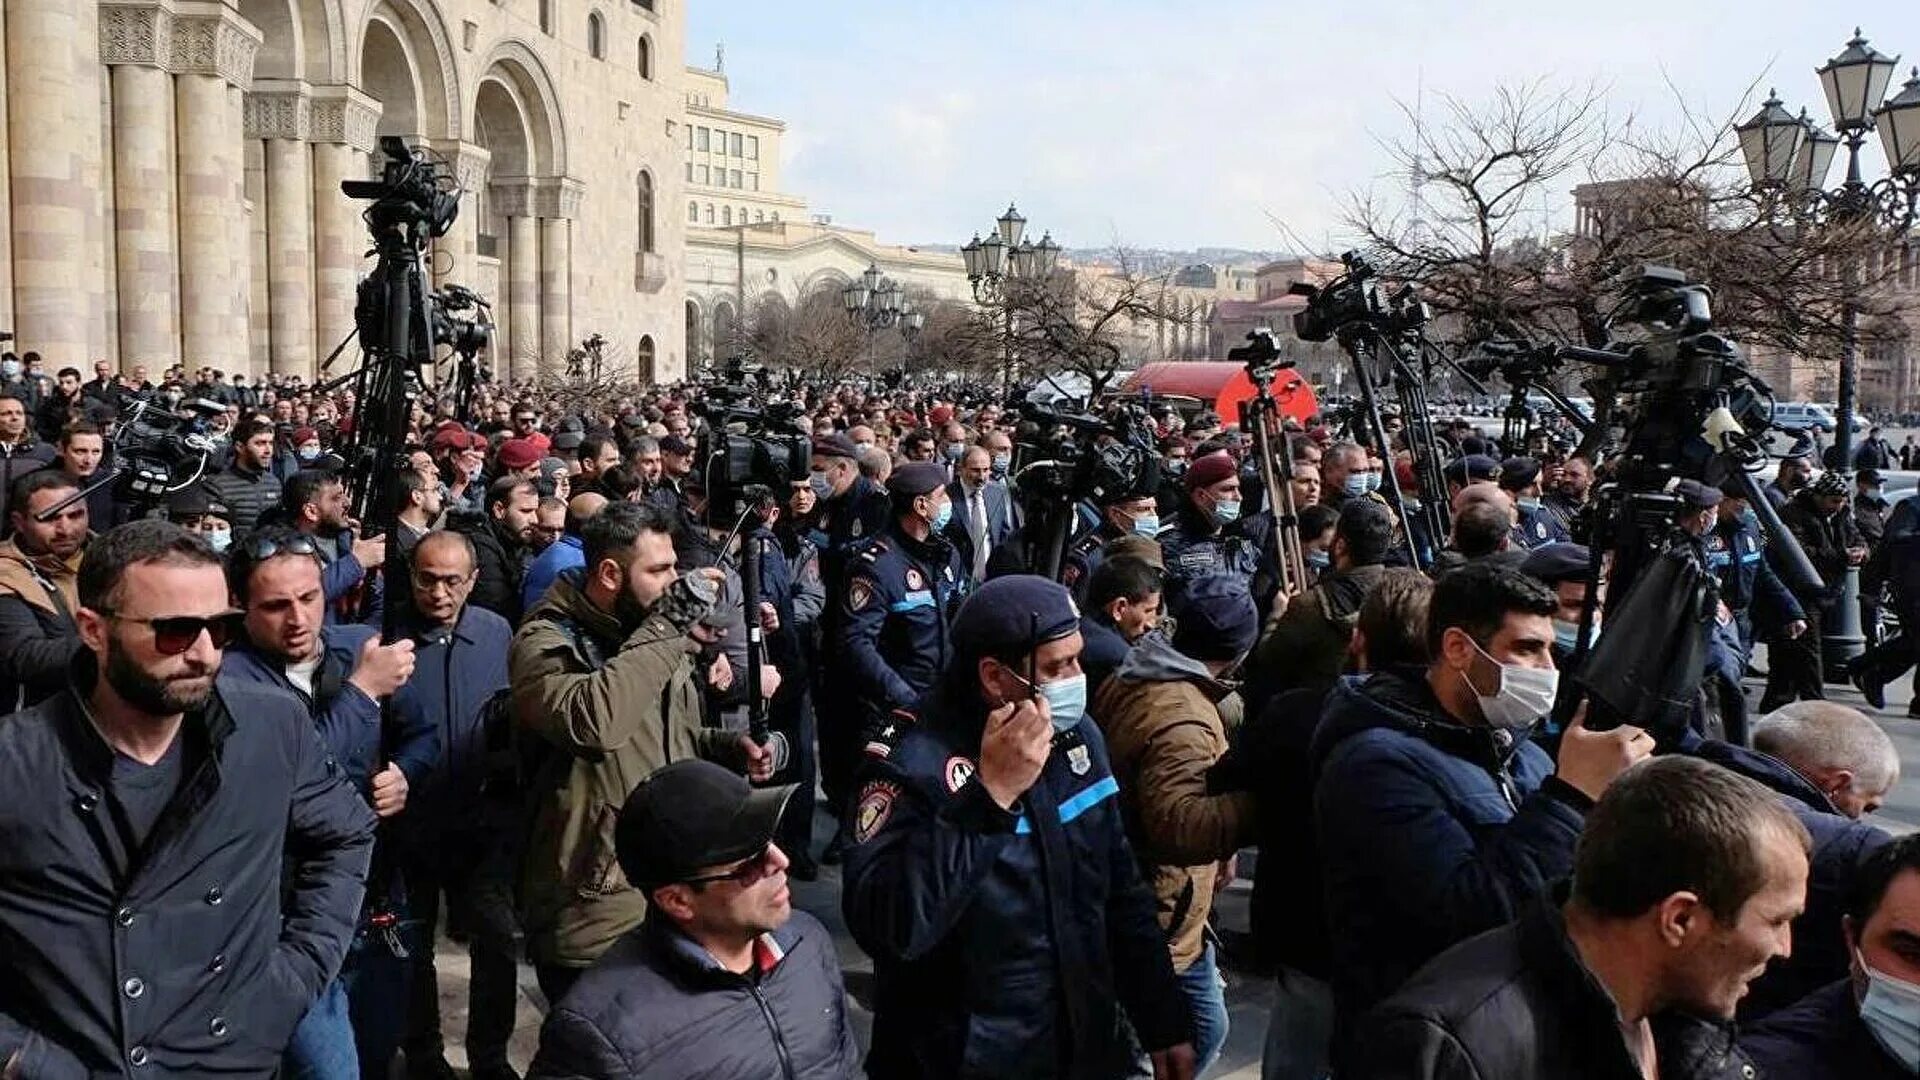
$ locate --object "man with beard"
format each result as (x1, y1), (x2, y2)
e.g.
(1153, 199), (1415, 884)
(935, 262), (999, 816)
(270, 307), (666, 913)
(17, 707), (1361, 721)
(0, 470), (91, 710)
(0, 521), (375, 1075)
(451, 477), (541, 625)
(220, 526), (431, 1079)
(207, 419), (287, 538)
(280, 469), (387, 620)
(510, 501), (774, 1003)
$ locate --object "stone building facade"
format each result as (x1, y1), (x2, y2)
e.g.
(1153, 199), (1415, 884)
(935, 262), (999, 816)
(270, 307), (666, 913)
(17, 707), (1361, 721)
(2, 0), (690, 385)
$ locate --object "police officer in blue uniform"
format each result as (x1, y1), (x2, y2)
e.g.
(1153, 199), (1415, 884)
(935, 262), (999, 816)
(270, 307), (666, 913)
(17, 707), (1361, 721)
(841, 575), (1195, 1079)
(1501, 456), (1571, 550)
(828, 462), (968, 825)
(1705, 484), (1808, 665)
(1159, 449), (1261, 617)
(1061, 477), (1162, 603)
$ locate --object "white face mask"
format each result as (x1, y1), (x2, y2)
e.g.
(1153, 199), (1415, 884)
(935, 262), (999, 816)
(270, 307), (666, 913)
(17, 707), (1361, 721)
(1860, 952), (1920, 1071)
(1459, 636), (1558, 732)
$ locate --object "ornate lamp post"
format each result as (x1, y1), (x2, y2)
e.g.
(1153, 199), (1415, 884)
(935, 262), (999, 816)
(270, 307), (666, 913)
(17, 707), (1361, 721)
(843, 263), (923, 373)
(961, 203), (1060, 386)
(1734, 28), (1920, 669)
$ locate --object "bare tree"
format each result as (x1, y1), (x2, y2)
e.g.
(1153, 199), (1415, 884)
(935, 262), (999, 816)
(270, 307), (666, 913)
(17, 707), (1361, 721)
(904, 294), (1000, 378)
(987, 250), (1170, 397)
(743, 288), (875, 380)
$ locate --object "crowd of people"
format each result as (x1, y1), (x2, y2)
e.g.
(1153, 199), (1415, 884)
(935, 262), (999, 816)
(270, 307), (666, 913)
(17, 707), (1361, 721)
(0, 352), (1916, 1079)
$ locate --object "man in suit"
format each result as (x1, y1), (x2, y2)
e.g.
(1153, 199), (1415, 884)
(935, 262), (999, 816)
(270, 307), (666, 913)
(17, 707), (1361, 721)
(943, 445), (1014, 584)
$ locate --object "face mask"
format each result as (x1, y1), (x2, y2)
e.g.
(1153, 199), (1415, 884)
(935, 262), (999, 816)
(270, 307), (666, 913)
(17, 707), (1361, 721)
(1740, 508), (1760, 531)
(1517, 497), (1543, 512)
(297, 446), (322, 462)
(854, 441), (875, 452)
(928, 498), (953, 532)
(1363, 471), (1383, 494)
(1164, 458), (1188, 476)
(1036, 673), (1089, 733)
(1212, 499), (1241, 524)
(1459, 637), (1558, 732)
(1860, 954), (1920, 1071)
(808, 469), (833, 501)
(991, 453), (1011, 476)
(205, 528), (232, 554)
(1552, 618), (1596, 654)
(1866, 485), (1885, 499)
(0, 360), (18, 378)
(944, 443), (966, 462)
(1307, 550), (1331, 570)
(1131, 513), (1160, 538)
(1343, 474), (1370, 499)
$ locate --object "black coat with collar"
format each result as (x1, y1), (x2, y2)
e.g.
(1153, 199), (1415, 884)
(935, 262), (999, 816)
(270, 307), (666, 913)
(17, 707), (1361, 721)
(0, 660), (376, 1076)
(1351, 902), (1758, 1080)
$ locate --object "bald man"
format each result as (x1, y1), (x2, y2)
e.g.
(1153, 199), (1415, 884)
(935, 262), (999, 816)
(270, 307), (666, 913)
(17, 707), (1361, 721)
(521, 492), (609, 613)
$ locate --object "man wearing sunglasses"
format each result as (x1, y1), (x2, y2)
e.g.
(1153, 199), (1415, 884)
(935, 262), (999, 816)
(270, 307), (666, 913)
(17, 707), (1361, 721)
(527, 759), (857, 1079)
(0, 521), (376, 1076)
(219, 526), (435, 1078)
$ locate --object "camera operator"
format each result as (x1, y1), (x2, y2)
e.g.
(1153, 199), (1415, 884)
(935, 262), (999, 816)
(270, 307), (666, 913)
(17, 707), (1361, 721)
(510, 501), (773, 1003)
(672, 470), (783, 734)
(1762, 472), (1865, 713)
(275, 468), (387, 624)
(51, 420), (120, 530)
(0, 470), (90, 710)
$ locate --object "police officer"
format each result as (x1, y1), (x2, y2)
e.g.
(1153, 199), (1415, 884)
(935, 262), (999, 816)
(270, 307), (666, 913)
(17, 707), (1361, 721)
(841, 575), (1196, 1079)
(1501, 456), (1570, 550)
(1061, 478), (1162, 603)
(1159, 449), (1261, 616)
(828, 462), (968, 832)
(806, 432), (889, 575)
(1706, 484), (1807, 666)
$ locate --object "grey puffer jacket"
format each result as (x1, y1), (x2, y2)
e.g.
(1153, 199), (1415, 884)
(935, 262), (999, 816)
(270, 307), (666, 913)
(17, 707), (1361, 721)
(204, 461), (283, 536)
(527, 910), (858, 1080)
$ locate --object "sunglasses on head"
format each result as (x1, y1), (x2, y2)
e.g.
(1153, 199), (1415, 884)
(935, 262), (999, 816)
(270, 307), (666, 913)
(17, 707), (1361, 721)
(98, 609), (244, 655)
(244, 534), (321, 562)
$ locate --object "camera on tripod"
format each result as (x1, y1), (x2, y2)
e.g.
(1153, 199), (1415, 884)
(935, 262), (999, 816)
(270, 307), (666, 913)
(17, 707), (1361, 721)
(109, 397), (226, 501)
(1288, 252), (1430, 344)
(1012, 390), (1160, 505)
(690, 358), (812, 521)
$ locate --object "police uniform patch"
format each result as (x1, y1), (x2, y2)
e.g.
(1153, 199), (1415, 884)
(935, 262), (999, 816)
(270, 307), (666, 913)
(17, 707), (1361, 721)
(851, 519), (865, 538)
(1068, 744), (1092, 776)
(905, 568), (925, 591)
(847, 578), (874, 612)
(944, 755), (976, 793)
(853, 782), (899, 843)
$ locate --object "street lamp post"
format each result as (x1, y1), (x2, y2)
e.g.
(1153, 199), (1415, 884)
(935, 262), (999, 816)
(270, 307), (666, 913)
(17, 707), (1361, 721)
(961, 203), (1061, 388)
(842, 263), (924, 375)
(1735, 28), (1920, 671)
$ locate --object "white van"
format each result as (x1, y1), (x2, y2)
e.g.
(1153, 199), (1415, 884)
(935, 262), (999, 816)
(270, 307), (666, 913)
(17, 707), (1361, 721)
(1772, 402), (1838, 432)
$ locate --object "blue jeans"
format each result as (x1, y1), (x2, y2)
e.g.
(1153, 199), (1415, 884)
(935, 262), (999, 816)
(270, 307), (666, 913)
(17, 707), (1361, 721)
(1179, 941), (1230, 1076)
(282, 979), (359, 1080)
(1261, 965), (1335, 1080)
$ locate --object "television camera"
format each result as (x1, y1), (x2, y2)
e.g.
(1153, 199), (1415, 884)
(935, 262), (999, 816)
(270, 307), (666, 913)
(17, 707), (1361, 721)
(35, 396), (230, 521)
(1006, 387), (1162, 581)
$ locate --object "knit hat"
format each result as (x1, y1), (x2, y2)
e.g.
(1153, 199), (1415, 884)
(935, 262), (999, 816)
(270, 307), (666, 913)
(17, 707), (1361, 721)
(1810, 471), (1850, 498)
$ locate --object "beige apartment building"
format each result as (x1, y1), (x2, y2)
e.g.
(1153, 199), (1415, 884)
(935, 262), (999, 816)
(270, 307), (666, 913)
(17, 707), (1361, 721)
(2, 0), (692, 385)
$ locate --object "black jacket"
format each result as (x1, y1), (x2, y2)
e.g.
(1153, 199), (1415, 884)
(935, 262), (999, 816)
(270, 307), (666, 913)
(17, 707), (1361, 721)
(204, 461), (283, 537)
(1742, 980), (1906, 1080)
(1352, 902), (1757, 1080)
(528, 911), (859, 1080)
(0, 660), (377, 1076)
(452, 510), (530, 625)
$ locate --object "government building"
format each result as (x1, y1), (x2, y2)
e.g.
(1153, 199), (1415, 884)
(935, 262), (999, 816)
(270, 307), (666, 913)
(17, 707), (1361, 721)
(2, 0), (690, 384)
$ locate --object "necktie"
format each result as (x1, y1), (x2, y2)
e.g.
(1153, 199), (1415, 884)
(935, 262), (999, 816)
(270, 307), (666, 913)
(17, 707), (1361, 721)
(970, 488), (989, 579)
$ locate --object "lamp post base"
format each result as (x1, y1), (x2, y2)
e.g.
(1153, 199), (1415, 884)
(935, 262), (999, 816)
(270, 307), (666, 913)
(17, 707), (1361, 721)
(1821, 567), (1868, 678)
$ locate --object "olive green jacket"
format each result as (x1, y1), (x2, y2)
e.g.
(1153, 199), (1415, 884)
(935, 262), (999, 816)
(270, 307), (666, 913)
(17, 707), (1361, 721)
(510, 574), (744, 968)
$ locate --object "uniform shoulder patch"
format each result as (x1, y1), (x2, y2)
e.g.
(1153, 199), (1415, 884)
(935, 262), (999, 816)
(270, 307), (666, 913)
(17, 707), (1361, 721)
(846, 577), (875, 612)
(943, 755), (977, 793)
(853, 781), (900, 843)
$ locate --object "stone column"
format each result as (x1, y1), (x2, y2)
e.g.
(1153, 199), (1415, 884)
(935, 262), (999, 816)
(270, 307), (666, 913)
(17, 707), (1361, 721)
(310, 86), (382, 376)
(101, 5), (180, 370)
(8, 0), (91, 360)
(0, 2), (13, 330)
(535, 176), (583, 377)
(430, 139), (491, 292)
(172, 6), (260, 376)
(248, 81), (314, 378)
(492, 178), (540, 382)
(244, 138), (269, 374)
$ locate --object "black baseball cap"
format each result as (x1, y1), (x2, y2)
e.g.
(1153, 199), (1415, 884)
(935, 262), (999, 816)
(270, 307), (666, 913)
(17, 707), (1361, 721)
(614, 760), (796, 891)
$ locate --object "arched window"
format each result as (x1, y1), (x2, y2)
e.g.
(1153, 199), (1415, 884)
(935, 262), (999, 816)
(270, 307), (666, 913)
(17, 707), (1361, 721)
(721, 206), (732, 226)
(587, 12), (605, 58)
(704, 204), (714, 224)
(637, 335), (657, 384)
(638, 35), (653, 79)
(688, 201), (699, 223)
(738, 206), (748, 223)
(539, 0), (552, 34)
(635, 171), (656, 254)
(754, 210), (764, 223)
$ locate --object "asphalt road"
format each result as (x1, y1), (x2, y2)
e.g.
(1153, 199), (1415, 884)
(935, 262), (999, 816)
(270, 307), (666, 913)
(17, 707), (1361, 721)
(419, 652), (1920, 1080)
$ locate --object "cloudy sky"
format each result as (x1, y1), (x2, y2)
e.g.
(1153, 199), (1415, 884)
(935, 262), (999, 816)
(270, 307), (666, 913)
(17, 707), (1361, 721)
(685, 1), (1918, 254)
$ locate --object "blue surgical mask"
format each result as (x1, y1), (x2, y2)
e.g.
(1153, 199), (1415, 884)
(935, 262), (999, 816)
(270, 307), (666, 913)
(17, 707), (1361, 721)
(206, 528), (232, 554)
(1552, 618), (1596, 654)
(0, 360), (18, 379)
(297, 446), (322, 462)
(991, 453), (1011, 476)
(1740, 508), (1761, 531)
(1343, 474), (1370, 499)
(1518, 497), (1543, 512)
(1860, 954), (1920, 1071)
(944, 443), (966, 462)
(1023, 672), (1088, 733)
(808, 469), (833, 501)
(1363, 471), (1382, 494)
(929, 498), (952, 532)
(1131, 513), (1160, 538)
(1212, 499), (1241, 524)
(1307, 550), (1331, 570)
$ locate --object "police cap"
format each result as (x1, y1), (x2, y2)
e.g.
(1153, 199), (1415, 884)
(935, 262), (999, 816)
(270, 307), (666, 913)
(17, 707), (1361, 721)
(1670, 478), (1723, 509)
(1498, 456), (1542, 491)
(890, 462), (947, 498)
(1443, 454), (1502, 486)
(1520, 542), (1591, 585)
(951, 575), (1080, 664)
(811, 433), (860, 461)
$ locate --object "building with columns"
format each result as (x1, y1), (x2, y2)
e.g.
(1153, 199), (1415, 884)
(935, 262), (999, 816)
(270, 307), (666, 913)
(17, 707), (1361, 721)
(3, 0), (691, 384)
